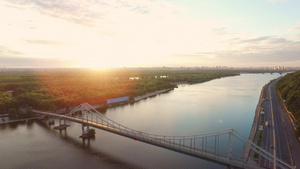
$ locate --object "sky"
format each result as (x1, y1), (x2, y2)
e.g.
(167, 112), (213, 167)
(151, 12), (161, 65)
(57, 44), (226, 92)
(1, 0), (300, 68)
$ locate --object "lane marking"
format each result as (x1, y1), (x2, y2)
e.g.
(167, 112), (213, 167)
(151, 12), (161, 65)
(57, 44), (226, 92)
(269, 87), (276, 169)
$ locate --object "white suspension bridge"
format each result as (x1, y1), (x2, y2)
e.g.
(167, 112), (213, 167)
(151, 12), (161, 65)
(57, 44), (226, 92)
(33, 103), (294, 169)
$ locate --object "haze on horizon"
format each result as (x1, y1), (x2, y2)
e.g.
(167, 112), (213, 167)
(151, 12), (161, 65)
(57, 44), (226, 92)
(1, 0), (300, 68)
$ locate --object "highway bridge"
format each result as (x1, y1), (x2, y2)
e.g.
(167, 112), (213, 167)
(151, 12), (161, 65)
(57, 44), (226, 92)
(33, 103), (294, 169)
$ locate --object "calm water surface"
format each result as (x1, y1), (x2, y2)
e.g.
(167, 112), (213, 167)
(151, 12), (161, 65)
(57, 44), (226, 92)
(0, 73), (283, 169)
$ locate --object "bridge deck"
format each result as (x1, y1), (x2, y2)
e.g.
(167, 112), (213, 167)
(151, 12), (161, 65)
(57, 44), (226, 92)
(33, 104), (294, 169)
(33, 110), (260, 169)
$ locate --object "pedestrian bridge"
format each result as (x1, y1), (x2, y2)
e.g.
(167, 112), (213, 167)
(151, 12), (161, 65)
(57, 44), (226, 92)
(33, 103), (294, 169)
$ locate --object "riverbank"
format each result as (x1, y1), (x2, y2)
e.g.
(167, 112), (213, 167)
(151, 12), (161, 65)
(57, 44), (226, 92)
(134, 88), (173, 101)
(51, 88), (175, 114)
(0, 116), (38, 124)
(243, 85), (266, 162)
(97, 88), (174, 109)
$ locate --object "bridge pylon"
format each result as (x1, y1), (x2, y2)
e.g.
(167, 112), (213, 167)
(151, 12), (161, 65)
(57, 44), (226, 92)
(82, 124), (90, 135)
(68, 104), (95, 138)
(59, 118), (66, 126)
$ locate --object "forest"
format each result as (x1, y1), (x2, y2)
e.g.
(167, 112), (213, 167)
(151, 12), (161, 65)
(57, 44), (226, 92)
(276, 70), (300, 136)
(0, 68), (239, 118)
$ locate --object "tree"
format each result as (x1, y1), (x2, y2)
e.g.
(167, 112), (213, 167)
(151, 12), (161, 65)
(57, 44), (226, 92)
(8, 108), (19, 120)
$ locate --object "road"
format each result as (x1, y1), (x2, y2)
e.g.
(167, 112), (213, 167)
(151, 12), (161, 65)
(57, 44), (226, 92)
(260, 79), (299, 169)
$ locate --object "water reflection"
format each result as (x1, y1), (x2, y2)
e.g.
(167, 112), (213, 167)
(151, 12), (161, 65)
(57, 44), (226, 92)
(0, 119), (35, 131)
(31, 120), (144, 169)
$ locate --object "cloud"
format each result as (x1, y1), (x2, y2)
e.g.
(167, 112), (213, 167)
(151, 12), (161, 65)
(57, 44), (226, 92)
(5, 0), (103, 26)
(131, 6), (150, 14)
(4, 0), (185, 27)
(238, 36), (272, 43)
(164, 34), (300, 67)
(1, 0), (300, 68)
(0, 45), (75, 68)
(288, 27), (300, 32)
(214, 36), (300, 65)
(0, 57), (74, 68)
(0, 46), (24, 57)
(23, 40), (72, 46)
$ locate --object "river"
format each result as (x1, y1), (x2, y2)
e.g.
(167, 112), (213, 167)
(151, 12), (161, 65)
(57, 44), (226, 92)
(0, 73), (284, 169)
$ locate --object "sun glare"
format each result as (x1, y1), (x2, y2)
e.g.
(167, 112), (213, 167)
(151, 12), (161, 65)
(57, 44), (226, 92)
(76, 57), (127, 68)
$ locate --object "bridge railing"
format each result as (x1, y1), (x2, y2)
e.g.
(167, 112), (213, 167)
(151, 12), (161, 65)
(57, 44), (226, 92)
(50, 103), (295, 169)
(67, 104), (245, 160)
(232, 130), (294, 169)
(71, 103), (233, 144)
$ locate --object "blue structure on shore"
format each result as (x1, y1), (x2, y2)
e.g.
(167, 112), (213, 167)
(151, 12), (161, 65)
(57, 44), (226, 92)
(107, 96), (129, 104)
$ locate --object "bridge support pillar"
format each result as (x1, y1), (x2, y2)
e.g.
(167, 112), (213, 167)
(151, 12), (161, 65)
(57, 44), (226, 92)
(54, 118), (70, 130)
(48, 117), (54, 125)
(59, 118), (66, 126)
(80, 123), (95, 139)
(82, 124), (90, 135)
(53, 118), (70, 130)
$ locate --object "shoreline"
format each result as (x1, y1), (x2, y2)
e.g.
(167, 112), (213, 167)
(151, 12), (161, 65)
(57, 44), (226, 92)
(33, 88), (176, 114)
(243, 85), (266, 162)
(0, 117), (38, 124)
(134, 88), (174, 102)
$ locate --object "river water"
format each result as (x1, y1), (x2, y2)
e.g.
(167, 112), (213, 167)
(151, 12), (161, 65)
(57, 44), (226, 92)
(0, 73), (283, 169)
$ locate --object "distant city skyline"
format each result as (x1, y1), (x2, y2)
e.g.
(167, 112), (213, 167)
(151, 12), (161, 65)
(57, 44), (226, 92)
(1, 0), (300, 68)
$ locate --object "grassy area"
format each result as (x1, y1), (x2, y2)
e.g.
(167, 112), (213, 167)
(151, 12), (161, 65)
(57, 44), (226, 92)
(276, 70), (300, 136)
(253, 151), (259, 161)
(253, 130), (263, 161)
(260, 114), (265, 124)
(254, 106), (265, 161)
(257, 131), (263, 146)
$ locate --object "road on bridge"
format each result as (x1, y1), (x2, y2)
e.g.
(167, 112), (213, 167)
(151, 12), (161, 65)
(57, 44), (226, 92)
(260, 79), (300, 169)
